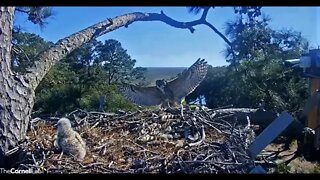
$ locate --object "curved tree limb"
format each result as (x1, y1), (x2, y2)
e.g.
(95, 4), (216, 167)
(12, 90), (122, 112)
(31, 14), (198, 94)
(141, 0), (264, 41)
(22, 10), (234, 91)
(202, 21), (236, 59)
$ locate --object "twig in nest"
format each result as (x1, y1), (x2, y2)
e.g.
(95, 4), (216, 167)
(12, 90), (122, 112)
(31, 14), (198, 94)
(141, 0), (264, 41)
(180, 103), (184, 119)
(30, 117), (42, 124)
(5, 146), (20, 156)
(90, 122), (100, 129)
(90, 111), (117, 116)
(40, 151), (46, 166)
(128, 139), (159, 155)
(32, 153), (39, 167)
(188, 126), (205, 146)
(197, 116), (222, 133)
(80, 162), (105, 168)
(108, 161), (114, 168)
(115, 111), (139, 120)
(58, 152), (64, 160)
(93, 143), (108, 151)
(210, 112), (217, 119)
(211, 104), (234, 111)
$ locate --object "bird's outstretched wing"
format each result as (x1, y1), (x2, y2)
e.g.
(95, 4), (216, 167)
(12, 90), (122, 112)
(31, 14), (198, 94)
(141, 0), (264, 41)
(167, 58), (208, 100)
(119, 84), (163, 106)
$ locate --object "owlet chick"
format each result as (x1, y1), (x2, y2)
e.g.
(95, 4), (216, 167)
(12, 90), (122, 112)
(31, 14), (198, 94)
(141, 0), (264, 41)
(54, 117), (86, 161)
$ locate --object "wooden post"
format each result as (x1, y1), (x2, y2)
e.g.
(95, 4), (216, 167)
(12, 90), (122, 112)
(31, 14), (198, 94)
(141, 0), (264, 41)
(307, 78), (320, 149)
(299, 49), (320, 151)
(308, 79), (320, 129)
(248, 112), (294, 159)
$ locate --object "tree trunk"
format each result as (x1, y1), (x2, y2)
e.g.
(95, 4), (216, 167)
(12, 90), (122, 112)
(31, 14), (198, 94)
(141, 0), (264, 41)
(0, 7), (35, 167)
(0, 84), (34, 168)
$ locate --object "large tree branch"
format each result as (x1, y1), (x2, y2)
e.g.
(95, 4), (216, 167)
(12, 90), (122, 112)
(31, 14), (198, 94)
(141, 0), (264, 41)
(211, 108), (304, 136)
(23, 10), (235, 91)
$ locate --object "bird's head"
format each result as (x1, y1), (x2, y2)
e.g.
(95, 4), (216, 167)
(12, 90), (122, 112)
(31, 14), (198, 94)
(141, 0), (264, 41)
(56, 117), (72, 132)
(156, 79), (167, 93)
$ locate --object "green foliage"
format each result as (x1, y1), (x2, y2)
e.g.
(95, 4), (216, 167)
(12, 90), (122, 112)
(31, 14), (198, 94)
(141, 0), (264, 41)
(233, 57), (308, 113)
(275, 163), (291, 174)
(15, 7), (54, 29)
(187, 7), (261, 19)
(187, 6), (214, 14)
(233, 6), (262, 19)
(22, 35), (143, 115)
(79, 84), (137, 112)
(224, 13), (309, 65)
(187, 12), (309, 116)
(94, 39), (146, 85)
(34, 62), (81, 115)
(313, 165), (320, 173)
(11, 31), (53, 73)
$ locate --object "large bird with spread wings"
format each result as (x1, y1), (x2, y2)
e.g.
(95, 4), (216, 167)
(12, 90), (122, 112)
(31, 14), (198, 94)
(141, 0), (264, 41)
(119, 58), (208, 108)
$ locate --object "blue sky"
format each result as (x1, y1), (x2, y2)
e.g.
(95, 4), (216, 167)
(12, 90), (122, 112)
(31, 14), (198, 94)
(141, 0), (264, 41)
(14, 6), (319, 67)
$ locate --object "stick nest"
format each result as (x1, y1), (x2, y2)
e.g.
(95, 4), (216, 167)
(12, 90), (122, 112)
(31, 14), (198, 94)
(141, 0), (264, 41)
(19, 107), (258, 173)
